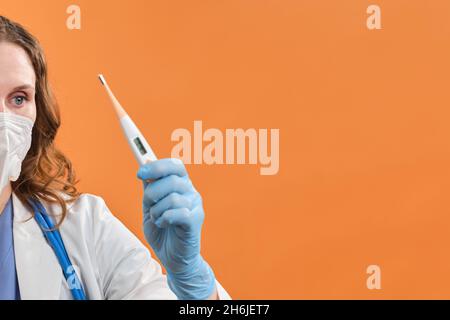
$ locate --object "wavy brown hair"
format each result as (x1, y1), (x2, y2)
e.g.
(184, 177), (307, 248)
(0, 15), (81, 226)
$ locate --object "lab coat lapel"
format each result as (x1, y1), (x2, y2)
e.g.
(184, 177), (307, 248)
(12, 192), (63, 300)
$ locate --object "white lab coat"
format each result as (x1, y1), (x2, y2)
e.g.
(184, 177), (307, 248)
(11, 192), (231, 300)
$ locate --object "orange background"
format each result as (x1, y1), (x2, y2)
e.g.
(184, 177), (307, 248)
(3, 0), (450, 299)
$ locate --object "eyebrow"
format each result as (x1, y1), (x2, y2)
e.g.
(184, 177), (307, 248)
(12, 84), (35, 91)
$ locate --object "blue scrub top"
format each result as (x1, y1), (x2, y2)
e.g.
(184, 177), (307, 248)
(0, 195), (20, 300)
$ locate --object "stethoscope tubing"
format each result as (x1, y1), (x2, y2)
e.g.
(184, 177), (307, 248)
(29, 199), (87, 300)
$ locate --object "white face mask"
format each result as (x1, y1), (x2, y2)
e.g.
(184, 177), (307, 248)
(0, 112), (34, 192)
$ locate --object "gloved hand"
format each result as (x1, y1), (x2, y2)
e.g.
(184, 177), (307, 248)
(137, 158), (216, 300)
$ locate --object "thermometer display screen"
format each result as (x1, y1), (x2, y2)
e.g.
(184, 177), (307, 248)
(134, 137), (147, 155)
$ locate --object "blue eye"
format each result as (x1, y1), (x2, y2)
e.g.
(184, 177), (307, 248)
(13, 96), (27, 106)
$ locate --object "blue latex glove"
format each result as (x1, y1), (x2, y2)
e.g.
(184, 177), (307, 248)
(137, 158), (216, 300)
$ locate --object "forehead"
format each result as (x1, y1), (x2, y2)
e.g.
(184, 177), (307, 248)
(0, 41), (35, 89)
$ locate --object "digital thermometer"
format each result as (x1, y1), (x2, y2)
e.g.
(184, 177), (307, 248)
(98, 74), (157, 165)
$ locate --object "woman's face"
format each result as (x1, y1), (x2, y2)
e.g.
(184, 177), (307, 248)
(0, 41), (36, 122)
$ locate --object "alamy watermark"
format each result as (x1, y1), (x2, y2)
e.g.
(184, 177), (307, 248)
(171, 121), (280, 176)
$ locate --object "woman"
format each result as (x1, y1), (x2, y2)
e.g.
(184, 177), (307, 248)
(0, 15), (230, 300)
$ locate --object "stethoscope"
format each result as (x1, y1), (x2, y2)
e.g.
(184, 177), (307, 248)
(29, 198), (87, 300)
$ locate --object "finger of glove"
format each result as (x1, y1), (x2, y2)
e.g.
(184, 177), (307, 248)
(144, 174), (192, 206)
(154, 208), (192, 229)
(149, 192), (193, 221)
(137, 158), (187, 181)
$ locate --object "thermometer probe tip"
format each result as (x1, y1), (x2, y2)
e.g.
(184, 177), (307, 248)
(98, 74), (106, 86)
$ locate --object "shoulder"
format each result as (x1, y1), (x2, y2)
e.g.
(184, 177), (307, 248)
(44, 192), (114, 231)
(54, 192), (132, 250)
(43, 192), (109, 217)
(66, 192), (108, 213)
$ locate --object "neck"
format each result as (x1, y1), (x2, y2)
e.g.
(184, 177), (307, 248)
(0, 183), (12, 214)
